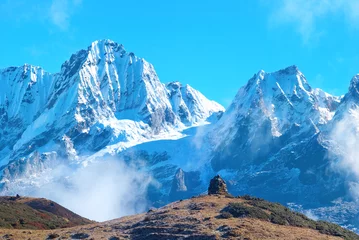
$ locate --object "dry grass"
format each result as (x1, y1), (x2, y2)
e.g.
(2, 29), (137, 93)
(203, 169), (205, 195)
(0, 195), (354, 240)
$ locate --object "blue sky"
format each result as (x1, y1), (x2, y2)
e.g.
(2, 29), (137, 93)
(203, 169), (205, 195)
(1, 0), (359, 106)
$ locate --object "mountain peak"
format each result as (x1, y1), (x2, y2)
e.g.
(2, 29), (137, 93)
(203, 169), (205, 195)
(349, 74), (359, 96)
(88, 39), (126, 54)
(1, 64), (43, 74)
(166, 81), (182, 90)
(59, 39), (130, 81)
(248, 66), (305, 91)
(242, 65), (310, 103)
(218, 66), (336, 143)
(255, 65), (300, 78)
(277, 65), (300, 75)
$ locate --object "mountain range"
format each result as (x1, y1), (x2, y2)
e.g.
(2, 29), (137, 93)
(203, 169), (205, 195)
(1, 39), (359, 231)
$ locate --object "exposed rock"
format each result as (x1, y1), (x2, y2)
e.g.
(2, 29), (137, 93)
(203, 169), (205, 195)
(46, 233), (60, 239)
(208, 175), (228, 195)
(71, 233), (90, 239)
(169, 168), (201, 201)
(171, 169), (187, 192)
(108, 237), (120, 240)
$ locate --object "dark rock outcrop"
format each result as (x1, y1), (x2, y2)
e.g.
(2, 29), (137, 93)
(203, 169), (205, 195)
(208, 175), (228, 195)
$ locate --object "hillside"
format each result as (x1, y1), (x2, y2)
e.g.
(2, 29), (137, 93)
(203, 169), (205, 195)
(0, 196), (92, 230)
(0, 176), (357, 240)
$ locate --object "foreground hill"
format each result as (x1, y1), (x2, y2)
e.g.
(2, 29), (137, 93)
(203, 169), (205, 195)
(0, 196), (92, 230)
(0, 177), (357, 240)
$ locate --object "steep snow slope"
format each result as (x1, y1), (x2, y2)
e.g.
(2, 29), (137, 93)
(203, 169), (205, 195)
(166, 81), (224, 125)
(0, 65), (55, 165)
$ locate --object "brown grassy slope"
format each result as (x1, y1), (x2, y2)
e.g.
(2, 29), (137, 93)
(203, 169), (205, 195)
(0, 196), (93, 230)
(0, 195), (357, 240)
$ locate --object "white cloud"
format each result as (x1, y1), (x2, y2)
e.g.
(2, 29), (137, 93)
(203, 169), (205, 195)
(330, 107), (359, 200)
(34, 158), (155, 221)
(49, 0), (82, 30)
(0, 0), (82, 31)
(269, 0), (359, 43)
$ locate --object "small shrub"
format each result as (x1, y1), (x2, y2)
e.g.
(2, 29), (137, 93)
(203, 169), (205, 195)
(270, 213), (287, 225)
(71, 233), (89, 239)
(223, 203), (270, 220)
(219, 212), (233, 219)
(315, 221), (359, 239)
(238, 197), (359, 239)
(246, 199), (316, 228)
(227, 229), (242, 237)
(108, 237), (120, 240)
(240, 195), (265, 201)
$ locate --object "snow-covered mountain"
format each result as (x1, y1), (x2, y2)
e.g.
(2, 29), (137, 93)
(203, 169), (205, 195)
(1, 40), (359, 230)
(114, 66), (359, 230)
(210, 66), (340, 170)
(0, 39), (224, 191)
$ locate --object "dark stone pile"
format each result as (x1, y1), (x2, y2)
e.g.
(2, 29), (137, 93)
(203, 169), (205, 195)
(208, 175), (229, 195)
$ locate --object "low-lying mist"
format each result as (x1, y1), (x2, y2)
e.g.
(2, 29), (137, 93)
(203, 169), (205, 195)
(34, 158), (154, 221)
(330, 110), (359, 200)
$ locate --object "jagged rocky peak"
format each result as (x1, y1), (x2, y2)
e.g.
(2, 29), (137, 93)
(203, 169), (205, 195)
(208, 175), (228, 195)
(60, 39), (127, 78)
(170, 168), (187, 198)
(209, 66), (341, 171)
(272, 64), (300, 74)
(241, 65), (312, 104)
(166, 81), (182, 91)
(166, 81), (225, 125)
(169, 168), (202, 201)
(173, 168), (187, 191)
(224, 65), (340, 132)
(329, 74), (359, 122)
(0, 38), (226, 174)
(85, 39), (127, 65)
(346, 74), (359, 100)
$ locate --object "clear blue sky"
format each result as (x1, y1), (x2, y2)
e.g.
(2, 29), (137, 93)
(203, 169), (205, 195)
(1, 0), (359, 107)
